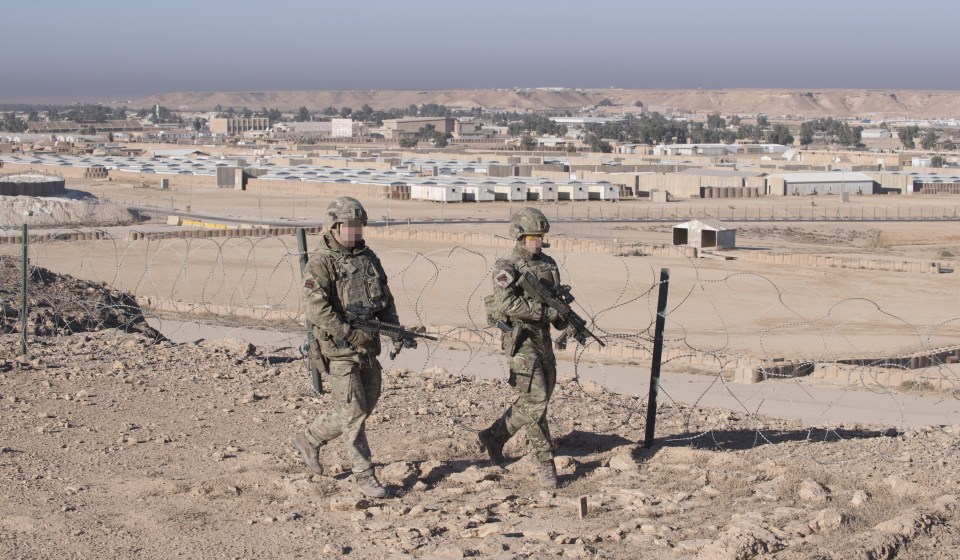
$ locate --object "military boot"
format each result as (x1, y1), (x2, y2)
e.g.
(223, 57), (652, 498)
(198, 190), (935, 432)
(537, 459), (558, 489)
(291, 431), (323, 475)
(478, 420), (508, 465)
(355, 468), (387, 498)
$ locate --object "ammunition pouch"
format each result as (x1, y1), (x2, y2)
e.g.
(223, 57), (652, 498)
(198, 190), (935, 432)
(502, 325), (529, 357)
(308, 336), (330, 374)
(508, 353), (536, 392)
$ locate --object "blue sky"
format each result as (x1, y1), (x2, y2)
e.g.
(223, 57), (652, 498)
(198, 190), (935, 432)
(3, 0), (957, 101)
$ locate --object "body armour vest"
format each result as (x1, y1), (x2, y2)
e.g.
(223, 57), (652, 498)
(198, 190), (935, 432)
(507, 246), (561, 294)
(322, 235), (390, 316)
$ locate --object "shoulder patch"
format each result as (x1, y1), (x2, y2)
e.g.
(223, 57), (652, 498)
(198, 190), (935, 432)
(303, 278), (329, 300)
(494, 268), (514, 289)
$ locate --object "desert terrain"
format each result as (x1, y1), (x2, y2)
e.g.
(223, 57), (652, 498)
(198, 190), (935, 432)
(4, 169), (960, 559)
(134, 88), (960, 119)
(3, 322), (960, 560)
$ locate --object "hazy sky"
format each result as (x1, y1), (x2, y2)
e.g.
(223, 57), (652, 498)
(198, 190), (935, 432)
(3, 0), (958, 101)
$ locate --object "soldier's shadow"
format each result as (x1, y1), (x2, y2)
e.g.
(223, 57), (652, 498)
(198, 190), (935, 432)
(557, 429), (635, 457)
(555, 429), (635, 483)
(374, 459), (499, 495)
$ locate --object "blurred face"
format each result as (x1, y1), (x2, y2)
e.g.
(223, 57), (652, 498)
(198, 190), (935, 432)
(522, 234), (544, 254)
(333, 219), (364, 248)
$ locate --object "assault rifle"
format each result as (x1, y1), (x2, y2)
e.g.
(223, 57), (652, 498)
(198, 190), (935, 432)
(515, 271), (606, 350)
(344, 304), (437, 359)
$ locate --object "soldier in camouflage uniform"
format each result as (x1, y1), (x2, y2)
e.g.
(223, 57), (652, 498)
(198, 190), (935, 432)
(291, 196), (406, 498)
(479, 207), (566, 489)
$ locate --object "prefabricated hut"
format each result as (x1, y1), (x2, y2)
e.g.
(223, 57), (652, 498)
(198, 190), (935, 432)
(588, 183), (619, 201)
(526, 184), (558, 202)
(557, 183), (588, 201)
(494, 184), (527, 201)
(410, 184), (463, 202)
(672, 218), (736, 250)
(462, 184), (496, 202)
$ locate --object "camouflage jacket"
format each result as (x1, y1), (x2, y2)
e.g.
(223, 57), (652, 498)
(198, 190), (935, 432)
(488, 244), (562, 360)
(303, 232), (399, 359)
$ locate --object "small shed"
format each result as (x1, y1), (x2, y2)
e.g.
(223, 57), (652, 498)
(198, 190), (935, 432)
(557, 183), (588, 201)
(588, 183), (619, 201)
(494, 184), (527, 201)
(462, 185), (496, 202)
(527, 184), (558, 202)
(411, 184), (463, 202)
(672, 218), (736, 250)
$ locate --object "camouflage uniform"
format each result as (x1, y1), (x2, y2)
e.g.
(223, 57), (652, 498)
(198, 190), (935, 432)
(297, 198), (399, 481)
(481, 208), (564, 487)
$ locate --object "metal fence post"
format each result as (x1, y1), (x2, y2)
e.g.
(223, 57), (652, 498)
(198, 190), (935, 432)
(643, 268), (670, 449)
(20, 223), (29, 358)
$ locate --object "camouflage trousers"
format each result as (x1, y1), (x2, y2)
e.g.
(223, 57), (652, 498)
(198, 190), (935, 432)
(305, 357), (382, 474)
(499, 353), (557, 462)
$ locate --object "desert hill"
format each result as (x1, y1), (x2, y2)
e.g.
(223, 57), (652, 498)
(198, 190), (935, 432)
(134, 88), (960, 119)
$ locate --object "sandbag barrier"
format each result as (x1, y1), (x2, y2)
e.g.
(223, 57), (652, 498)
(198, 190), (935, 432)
(0, 231), (112, 244)
(124, 226), (322, 241)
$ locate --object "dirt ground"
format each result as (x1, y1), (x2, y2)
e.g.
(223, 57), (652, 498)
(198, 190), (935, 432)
(5, 179), (960, 558)
(2, 329), (960, 560)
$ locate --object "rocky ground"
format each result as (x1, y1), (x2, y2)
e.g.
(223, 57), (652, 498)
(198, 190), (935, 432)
(3, 259), (960, 559)
(0, 259), (157, 338)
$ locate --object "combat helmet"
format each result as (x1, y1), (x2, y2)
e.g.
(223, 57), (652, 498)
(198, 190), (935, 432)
(326, 196), (368, 228)
(508, 207), (550, 240)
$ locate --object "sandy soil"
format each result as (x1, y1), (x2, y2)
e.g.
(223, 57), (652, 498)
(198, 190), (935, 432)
(3, 328), (960, 559)
(5, 178), (960, 558)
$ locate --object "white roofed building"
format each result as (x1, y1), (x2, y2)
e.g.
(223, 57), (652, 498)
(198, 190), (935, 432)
(768, 171), (876, 196)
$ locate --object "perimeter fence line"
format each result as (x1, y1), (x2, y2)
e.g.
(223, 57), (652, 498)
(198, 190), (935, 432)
(3, 226), (958, 375)
(4, 225), (960, 459)
(0, 222), (951, 274)
(12, 194), (960, 232)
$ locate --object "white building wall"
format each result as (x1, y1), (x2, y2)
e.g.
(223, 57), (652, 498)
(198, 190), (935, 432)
(331, 119), (354, 138)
